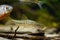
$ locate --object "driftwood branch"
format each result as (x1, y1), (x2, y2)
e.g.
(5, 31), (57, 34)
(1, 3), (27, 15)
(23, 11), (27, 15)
(0, 33), (46, 40)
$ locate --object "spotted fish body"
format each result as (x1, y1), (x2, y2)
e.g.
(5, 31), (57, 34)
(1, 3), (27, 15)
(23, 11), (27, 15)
(0, 5), (13, 20)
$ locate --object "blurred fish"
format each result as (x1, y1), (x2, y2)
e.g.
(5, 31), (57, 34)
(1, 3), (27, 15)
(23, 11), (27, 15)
(19, 0), (44, 9)
(37, 1), (44, 8)
(19, 0), (31, 2)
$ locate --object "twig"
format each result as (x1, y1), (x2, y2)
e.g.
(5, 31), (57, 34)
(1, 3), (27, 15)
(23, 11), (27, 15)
(12, 26), (19, 40)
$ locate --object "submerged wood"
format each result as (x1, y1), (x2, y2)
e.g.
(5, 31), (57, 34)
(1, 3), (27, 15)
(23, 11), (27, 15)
(0, 33), (45, 39)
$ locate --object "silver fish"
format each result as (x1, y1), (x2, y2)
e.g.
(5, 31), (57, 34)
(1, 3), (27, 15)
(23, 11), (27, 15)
(0, 4), (13, 20)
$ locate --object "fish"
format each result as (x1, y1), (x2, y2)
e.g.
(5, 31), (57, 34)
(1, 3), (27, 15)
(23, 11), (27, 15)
(0, 4), (13, 20)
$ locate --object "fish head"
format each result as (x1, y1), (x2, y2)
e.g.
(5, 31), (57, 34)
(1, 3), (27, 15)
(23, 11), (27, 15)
(0, 4), (13, 20)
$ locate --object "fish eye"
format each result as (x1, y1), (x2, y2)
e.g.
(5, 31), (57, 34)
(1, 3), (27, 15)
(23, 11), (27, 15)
(6, 6), (9, 9)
